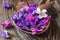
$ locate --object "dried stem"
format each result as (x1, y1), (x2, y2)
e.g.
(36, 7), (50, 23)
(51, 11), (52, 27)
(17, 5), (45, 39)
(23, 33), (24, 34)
(26, 0), (29, 6)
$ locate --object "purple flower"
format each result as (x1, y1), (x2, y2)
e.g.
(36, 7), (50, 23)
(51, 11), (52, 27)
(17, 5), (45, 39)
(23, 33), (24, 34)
(30, 24), (43, 35)
(19, 12), (23, 18)
(30, 28), (37, 35)
(12, 14), (20, 21)
(28, 7), (36, 13)
(26, 14), (38, 26)
(26, 14), (38, 27)
(26, 14), (34, 20)
(24, 13), (28, 17)
(29, 4), (37, 7)
(20, 8), (24, 12)
(41, 26), (47, 29)
(1, 30), (9, 38)
(1, 23), (7, 29)
(21, 0), (25, 2)
(25, 21), (30, 25)
(16, 20), (28, 30)
(16, 21), (24, 29)
(22, 24), (28, 30)
(1, 20), (12, 29)
(40, 16), (51, 25)
(30, 22), (35, 27)
(5, 20), (11, 26)
(12, 14), (17, 21)
(36, 24), (43, 31)
(29, 18), (38, 27)
(16, 21), (22, 27)
(27, 4), (37, 13)
(15, 14), (20, 21)
(40, 20), (45, 26)
(24, 6), (29, 11)
(3, 2), (12, 8)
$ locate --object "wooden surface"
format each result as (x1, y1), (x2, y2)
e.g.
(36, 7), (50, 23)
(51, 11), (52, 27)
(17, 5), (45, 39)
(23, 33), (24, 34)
(0, 0), (60, 40)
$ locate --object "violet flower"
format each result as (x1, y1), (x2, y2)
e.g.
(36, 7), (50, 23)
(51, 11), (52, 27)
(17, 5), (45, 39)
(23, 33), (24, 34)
(36, 24), (43, 32)
(27, 4), (37, 13)
(29, 4), (37, 7)
(22, 24), (28, 30)
(20, 8), (24, 12)
(30, 24), (43, 35)
(12, 14), (19, 21)
(26, 14), (34, 26)
(16, 21), (22, 27)
(26, 14), (34, 21)
(41, 26), (47, 29)
(29, 18), (38, 27)
(3, 2), (12, 8)
(28, 6), (36, 13)
(1, 30), (10, 38)
(26, 13), (38, 27)
(16, 21), (23, 29)
(30, 28), (37, 35)
(12, 14), (17, 21)
(1, 23), (7, 29)
(24, 6), (29, 11)
(25, 21), (30, 26)
(19, 12), (23, 18)
(1, 20), (12, 28)
(40, 20), (46, 26)
(24, 13), (28, 17)
(40, 16), (51, 25)
(16, 20), (28, 30)
(16, 14), (20, 21)
(5, 20), (11, 26)
(21, 0), (25, 2)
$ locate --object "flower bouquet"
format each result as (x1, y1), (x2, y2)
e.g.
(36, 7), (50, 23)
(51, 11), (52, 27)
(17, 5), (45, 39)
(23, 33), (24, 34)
(11, 2), (51, 35)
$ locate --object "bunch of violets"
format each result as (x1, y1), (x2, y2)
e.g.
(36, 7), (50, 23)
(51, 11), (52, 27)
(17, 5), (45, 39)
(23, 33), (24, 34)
(12, 4), (51, 35)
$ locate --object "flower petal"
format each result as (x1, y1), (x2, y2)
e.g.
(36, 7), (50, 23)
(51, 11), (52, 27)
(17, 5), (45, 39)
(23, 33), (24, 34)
(5, 20), (11, 26)
(30, 28), (37, 35)
(37, 29), (43, 31)
(35, 7), (41, 14)
(38, 13), (47, 19)
(24, 6), (29, 11)
(32, 31), (37, 35)
(1, 23), (7, 28)
(30, 28), (36, 31)
(19, 12), (23, 18)
(42, 9), (47, 13)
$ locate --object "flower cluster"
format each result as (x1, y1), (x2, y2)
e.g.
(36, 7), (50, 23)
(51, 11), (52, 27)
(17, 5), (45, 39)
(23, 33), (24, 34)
(1, 20), (12, 29)
(12, 4), (51, 35)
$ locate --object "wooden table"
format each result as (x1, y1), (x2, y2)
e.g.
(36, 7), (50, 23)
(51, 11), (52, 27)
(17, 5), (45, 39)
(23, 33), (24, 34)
(0, 0), (60, 40)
